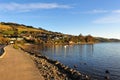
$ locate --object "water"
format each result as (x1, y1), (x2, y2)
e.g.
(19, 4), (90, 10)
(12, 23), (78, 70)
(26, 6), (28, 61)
(39, 43), (120, 80)
(0, 45), (5, 56)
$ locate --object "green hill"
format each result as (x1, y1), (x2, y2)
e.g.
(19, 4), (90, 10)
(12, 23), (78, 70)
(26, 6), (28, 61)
(0, 22), (119, 44)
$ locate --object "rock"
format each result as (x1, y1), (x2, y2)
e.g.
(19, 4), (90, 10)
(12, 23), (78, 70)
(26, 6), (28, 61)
(77, 72), (81, 76)
(65, 77), (69, 80)
(64, 66), (69, 70)
(73, 72), (79, 79)
(105, 70), (110, 74)
(74, 64), (78, 68)
(50, 76), (54, 80)
(85, 75), (90, 80)
(68, 78), (72, 80)
(55, 61), (60, 65)
(104, 76), (110, 80)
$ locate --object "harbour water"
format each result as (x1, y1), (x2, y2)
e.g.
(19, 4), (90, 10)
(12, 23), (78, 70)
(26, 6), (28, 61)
(0, 45), (4, 56)
(39, 43), (120, 80)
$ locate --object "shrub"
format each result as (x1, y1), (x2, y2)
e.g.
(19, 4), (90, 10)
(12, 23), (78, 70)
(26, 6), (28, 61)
(13, 44), (19, 49)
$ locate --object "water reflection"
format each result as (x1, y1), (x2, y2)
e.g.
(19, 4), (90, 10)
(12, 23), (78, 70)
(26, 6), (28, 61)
(86, 44), (94, 57)
(39, 44), (95, 75)
(40, 44), (94, 59)
(79, 45), (84, 55)
(39, 43), (120, 80)
(77, 44), (94, 58)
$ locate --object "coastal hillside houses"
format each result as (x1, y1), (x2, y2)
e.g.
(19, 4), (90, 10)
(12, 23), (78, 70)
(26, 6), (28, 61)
(69, 41), (75, 44)
(1, 22), (118, 44)
(9, 37), (24, 44)
(1, 29), (96, 44)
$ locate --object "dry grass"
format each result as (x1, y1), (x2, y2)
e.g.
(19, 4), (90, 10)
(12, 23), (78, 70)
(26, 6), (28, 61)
(0, 24), (12, 30)
(0, 24), (45, 33)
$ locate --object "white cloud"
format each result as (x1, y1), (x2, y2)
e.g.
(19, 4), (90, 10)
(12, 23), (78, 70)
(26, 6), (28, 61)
(112, 10), (120, 13)
(93, 14), (120, 24)
(89, 9), (108, 14)
(91, 9), (120, 24)
(90, 9), (120, 14)
(0, 2), (72, 12)
(72, 9), (109, 14)
(73, 9), (120, 14)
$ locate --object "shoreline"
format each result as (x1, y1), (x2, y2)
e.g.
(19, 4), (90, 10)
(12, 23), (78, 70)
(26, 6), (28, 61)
(19, 45), (92, 80)
(0, 45), (6, 58)
(44, 42), (96, 46)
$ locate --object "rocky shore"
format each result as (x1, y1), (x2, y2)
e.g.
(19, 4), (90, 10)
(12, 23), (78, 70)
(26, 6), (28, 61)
(19, 45), (92, 80)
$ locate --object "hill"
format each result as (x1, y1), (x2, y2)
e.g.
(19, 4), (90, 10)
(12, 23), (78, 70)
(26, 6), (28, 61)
(0, 22), (67, 44)
(0, 22), (120, 44)
(0, 22), (52, 34)
(95, 37), (120, 42)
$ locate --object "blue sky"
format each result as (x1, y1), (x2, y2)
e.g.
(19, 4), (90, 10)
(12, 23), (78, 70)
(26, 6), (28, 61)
(0, 0), (120, 39)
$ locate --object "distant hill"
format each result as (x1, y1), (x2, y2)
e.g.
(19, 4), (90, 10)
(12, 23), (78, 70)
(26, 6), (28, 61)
(109, 38), (120, 42)
(95, 37), (120, 42)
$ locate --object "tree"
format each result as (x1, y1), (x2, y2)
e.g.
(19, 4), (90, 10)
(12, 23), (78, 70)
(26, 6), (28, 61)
(85, 35), (95, 43)
(78, 34), (85, 42)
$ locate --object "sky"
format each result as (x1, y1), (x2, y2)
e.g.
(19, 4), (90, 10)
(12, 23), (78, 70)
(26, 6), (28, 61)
(0, 0), (120, 39)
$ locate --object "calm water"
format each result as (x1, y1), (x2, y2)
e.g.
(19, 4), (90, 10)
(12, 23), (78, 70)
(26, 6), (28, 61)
(39, 43), (120, 80)
(0, 45), (4, 56)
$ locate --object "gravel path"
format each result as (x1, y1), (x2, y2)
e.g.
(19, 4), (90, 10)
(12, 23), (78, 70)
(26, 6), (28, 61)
(0, 45), (44, 80)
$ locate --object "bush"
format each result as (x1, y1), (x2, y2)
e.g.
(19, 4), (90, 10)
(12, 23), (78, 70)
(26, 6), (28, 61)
(13, 44), (19, 49)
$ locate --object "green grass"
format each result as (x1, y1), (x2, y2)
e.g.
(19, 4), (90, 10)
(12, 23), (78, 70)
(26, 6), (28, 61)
(2, 31), (14, 35)
(13, 44), (19, 49)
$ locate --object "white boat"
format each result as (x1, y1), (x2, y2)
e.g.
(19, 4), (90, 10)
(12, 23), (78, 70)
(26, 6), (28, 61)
(64, 45), (68, 48)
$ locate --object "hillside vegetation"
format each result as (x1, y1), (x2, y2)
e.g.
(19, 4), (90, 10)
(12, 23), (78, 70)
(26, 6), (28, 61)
(0, 22), (119, 44)
(0, 22), (48, 33)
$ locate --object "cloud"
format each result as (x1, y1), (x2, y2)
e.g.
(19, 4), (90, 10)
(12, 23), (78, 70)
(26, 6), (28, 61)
(73, 9), (120, 14)
(88, 9), (108, 14)
(91, 9), (120, 24)
(0, 2), (72, 12)
(72, 9), (109, 14)
(89, 9), (120, 14)
(112, 10), (120, 13)
(93, 14), (120, 24)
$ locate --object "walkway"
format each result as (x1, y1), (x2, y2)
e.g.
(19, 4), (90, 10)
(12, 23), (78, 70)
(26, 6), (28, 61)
(0, 45), (44, 80)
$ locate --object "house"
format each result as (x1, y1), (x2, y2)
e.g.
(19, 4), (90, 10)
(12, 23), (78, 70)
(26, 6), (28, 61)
(69, 41), (75, 44)
(9, 40), (15, 44)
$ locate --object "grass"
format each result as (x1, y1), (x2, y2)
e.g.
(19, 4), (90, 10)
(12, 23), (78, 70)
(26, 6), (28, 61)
(2, 31), (14, 35)
(13, 44), (19, 49)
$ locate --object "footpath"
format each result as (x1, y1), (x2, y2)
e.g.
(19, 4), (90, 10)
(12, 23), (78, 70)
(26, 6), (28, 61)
(0, 45), (44, 80)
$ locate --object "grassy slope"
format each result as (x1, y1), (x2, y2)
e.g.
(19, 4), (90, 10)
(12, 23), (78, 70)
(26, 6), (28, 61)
(0, 24), (11, 30)
(0, 23), (48, 33)
(0, 22), (119, 42)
